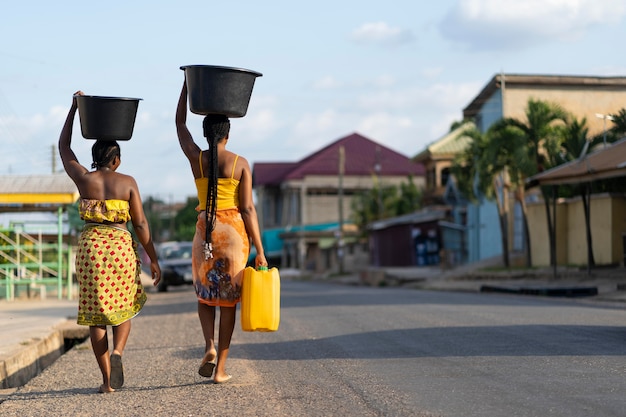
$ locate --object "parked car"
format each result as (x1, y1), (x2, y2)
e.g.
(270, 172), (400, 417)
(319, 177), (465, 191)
(156, 241), (193, 292)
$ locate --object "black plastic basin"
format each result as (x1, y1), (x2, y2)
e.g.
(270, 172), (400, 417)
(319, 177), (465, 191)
(180, 65), (262, 118)
(76, 95), (142, 141)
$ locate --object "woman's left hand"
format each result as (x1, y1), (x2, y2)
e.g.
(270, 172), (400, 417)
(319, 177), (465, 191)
(255, 253), (268, 269)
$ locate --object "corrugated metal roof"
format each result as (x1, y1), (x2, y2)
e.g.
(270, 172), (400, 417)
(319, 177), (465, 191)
(253, 132), (424, 186)
(368, 207), (448, 230)
(0, 174), (79, 205)
(413, 122), (474, 162)
(527, 137), (626, 186)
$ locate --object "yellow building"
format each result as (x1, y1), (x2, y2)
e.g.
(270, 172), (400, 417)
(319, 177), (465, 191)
(527, 139), (626, 267)
(461, 73), (626, 266)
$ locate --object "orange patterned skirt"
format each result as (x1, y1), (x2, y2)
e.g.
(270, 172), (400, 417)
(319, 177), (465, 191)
(192, 208), (250, 307)
(76, 224), (146, 326)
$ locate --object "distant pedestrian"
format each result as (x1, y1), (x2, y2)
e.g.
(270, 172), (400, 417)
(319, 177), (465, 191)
(59, 91), (161, 393)
(176, 79), (267, 383)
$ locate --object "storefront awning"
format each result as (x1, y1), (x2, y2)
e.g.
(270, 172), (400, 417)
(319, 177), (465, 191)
(0, 174), (79, 210)
(527, 138), (626, 187)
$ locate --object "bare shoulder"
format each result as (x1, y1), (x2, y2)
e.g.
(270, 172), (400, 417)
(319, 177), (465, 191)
(235, 154), (251, 169)
(113, 172), (139, 191)
(116, 171), (137, 182)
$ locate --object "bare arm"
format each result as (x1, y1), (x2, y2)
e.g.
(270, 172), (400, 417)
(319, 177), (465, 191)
(58, 92), (88, 182)
(128, 178), (161, 285)
(175, 80), (201, 177)
(238, 158), (267, 268)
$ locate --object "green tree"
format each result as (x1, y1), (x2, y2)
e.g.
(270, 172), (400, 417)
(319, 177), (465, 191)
(142, 196), (166, 242)
(495, 99), (569, 268)
(173, 197), (200, 241)
(452, 124), (515, 267)
(558, 116), (595, 267)
(607, 108), (626, 140)
(394, 176), (422, 215)
(487, 121), (536, 266)
(350, 176), (422, 236)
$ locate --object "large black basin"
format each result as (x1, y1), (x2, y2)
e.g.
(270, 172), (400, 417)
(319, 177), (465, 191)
(76, 95), (142, 141)
(180, 65), (262, 117)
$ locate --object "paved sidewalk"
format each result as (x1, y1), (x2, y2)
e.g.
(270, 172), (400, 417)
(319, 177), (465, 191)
(0, 297), (82, 393)
(0, 271), (158, 395)
(1, 265), (625, 397)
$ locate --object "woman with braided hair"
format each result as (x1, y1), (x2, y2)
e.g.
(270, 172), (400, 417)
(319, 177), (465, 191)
(176, 80), (267, 384)
(59, 91), (161, 393)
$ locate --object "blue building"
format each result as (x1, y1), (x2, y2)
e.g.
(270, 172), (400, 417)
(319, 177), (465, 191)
(460, 73), (626, 264)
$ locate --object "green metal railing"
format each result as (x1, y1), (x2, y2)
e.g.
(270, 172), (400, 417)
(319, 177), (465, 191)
(0, 215), (73, 301)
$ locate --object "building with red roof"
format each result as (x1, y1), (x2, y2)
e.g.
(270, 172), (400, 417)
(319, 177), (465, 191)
(252, 132), (424, 272)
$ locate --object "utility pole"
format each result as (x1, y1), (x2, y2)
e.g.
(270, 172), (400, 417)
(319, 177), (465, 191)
(51, 144), (56, 173)
(338, 146), (345, 274)
(596, 113), (614, 145)
(375, 146), (383, 217)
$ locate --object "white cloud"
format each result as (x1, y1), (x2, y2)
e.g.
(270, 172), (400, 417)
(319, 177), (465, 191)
(281, 80), (481, 159)
(0, 107), (71, 174)
(313, 76), (343, 90)
(421, 67), (444, 79)
(350, 22), (415, 46)
(370, 75), (396, 88)
(234, 108), (281, 145)
(354, 81), (480, 115)
(441, 0), (626, 50)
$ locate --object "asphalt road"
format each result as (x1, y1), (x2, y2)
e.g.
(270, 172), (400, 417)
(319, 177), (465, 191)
(1, 280), (625, 417)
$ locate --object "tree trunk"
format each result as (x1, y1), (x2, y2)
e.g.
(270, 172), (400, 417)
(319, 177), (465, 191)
(494, 176), (510, 268)
(515, 186), (532, 267)
(582, 183), (595, 272)
(541, 186), (555, 267)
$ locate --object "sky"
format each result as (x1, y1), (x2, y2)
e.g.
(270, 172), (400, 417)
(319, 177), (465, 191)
(2, 0), (626, 203)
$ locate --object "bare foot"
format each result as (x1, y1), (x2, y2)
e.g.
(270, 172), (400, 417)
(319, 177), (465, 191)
(213, 373), (232, 384)
(98, 384), (115, 393)
(201, 350), (217, 364)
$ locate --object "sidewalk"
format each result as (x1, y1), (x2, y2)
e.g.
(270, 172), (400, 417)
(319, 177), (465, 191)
(351, 262), (626, 304)
(0, 271), (159, 395)
(0, 297), (83, 393)
(2, 264), (626, 397)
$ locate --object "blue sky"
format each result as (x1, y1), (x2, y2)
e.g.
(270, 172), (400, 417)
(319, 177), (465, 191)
(2, 0), (626, 202)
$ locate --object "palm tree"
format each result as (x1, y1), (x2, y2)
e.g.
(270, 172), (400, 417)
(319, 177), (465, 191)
(488, 121), (535, 266)
(451, 125), (512, 267)
(608, 108), (626, 140)
(559, 117), (595, 269)
(495, 99), (569, 268)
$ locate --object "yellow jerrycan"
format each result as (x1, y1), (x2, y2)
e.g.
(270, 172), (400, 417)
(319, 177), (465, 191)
(241, 266), (280, 332)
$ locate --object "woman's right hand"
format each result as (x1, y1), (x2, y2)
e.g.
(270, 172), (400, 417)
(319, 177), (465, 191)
(71, 91), (84, 109)
(150, 261), (161, 286)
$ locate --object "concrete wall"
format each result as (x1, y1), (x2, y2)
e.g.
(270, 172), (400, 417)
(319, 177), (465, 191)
(528, 193), (626, 267)
(504, 86), (626, 136)
(466, 199), (503, 263)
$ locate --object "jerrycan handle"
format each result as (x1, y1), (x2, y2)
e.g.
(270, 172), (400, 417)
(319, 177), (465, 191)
(257, 266), (268, 271)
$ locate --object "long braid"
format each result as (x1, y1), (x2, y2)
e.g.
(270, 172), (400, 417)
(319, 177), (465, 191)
(202, 114), (230, 259)
(205, 135), (218, 252)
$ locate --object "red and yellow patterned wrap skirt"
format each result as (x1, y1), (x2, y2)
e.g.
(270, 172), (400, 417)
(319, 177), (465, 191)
(76, 224), (146, 326)
(192, 208), (250, 307)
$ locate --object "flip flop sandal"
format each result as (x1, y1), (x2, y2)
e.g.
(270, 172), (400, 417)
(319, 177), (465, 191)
(198, 360), (216, 378)
(110, 354), (124, 389)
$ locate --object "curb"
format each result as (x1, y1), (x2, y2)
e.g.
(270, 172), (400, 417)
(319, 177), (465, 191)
(480, 284), (599, 297)
(0, 322), (88, 390)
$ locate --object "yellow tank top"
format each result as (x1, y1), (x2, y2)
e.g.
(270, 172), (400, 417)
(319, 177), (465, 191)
(195, 152), (240, 211)
(79, 199), (131, 223)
